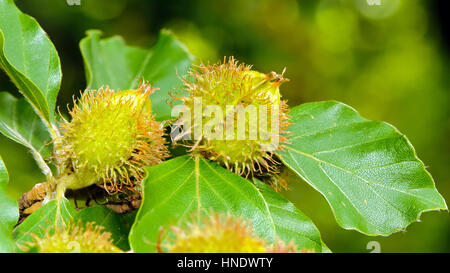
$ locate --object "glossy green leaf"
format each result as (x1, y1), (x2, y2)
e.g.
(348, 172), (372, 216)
(74, 206), (133, 251)
(12, 198), (76, 251)
(257, 179), (331, 252)
(0, 92), (52, 160)
(0, 0), (62, 124)
(80, 29), (193, 121)
(253, 179), (329, 252)
(0, 156), (19, 253)
(277, 101), (447, 235)
(129, 155), (326, 252)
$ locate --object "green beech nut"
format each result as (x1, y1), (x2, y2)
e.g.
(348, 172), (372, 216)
(24, 221), (122, 253)
(176, 57), (290, 179)
(57, 83), (168, 193)
(166, 213), (303, 253)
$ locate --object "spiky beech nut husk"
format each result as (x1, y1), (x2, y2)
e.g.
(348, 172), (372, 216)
(24, 221), (122, 253)
(58, 83), (168, 193)
(165, 213), (300, 253)
(174, 57), (290, 179)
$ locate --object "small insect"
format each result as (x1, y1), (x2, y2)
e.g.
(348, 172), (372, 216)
(265, 68), (290, 87)
(18, 181), (142, 224)
(18, 182), (51, 223)
(104, 191), (142, 214)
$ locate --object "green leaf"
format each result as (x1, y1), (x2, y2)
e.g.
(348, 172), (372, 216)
(253, 179), (329, 252)
(12, 198), (76, 251)
(277, 101), (447, 236)
(129, 155), (326, 252)
(80, 29), (193, 121)
(0, 0), (62, 124)
(0, 156), (19, 253)
(0, 92), (52, 160)
(74, 206), (133, 251)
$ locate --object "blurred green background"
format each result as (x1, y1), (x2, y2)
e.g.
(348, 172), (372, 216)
(0, 0), (448, 252)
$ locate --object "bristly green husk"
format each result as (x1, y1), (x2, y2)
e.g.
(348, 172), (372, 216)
(23, 220), (122, 253)
(174, 57), (290, 182)
(164, 213), (304, 253)
(57, 83), (168, 193)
